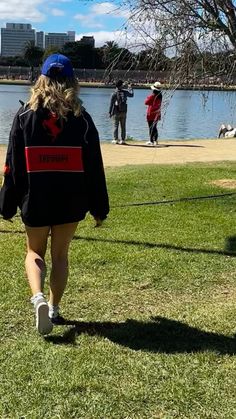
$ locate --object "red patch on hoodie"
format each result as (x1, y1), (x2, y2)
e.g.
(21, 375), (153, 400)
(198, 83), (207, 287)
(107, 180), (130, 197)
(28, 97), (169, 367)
(43, 113), (62, 142)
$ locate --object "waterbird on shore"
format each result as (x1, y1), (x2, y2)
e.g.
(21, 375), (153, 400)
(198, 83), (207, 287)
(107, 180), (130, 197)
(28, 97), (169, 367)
(218, 124), (236, 138)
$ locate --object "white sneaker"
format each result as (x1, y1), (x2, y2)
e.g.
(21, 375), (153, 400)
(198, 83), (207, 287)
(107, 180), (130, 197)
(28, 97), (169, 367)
(112, 139), (119, 144)
(146, 141), (154, 146)
(119, 140), (126, 145)
(153, 141), (158, 146)
(35, 298), (53, 335)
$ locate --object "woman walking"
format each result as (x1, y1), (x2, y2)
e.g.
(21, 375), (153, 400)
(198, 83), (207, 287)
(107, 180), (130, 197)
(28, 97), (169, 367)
(0, 54), (109, 335)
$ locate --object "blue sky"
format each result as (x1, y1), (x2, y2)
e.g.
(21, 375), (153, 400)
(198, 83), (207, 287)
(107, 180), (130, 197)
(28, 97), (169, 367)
(0, 0), (130, 47)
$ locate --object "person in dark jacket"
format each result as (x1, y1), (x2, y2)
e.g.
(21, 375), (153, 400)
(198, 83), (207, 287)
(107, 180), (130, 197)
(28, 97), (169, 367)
(109, 80), (134, 144)
(0, 54), (109, 335)
(144, 81), (163, 146)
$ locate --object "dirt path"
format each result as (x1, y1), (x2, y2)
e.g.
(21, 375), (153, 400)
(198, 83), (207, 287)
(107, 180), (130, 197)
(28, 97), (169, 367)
(1, 139), (236, 173)
(101, 139), (236, 167)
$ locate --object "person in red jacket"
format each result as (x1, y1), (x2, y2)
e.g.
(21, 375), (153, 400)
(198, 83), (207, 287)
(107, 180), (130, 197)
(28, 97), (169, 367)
(144, 81), (163, 146)
(0, 54), (109, 335)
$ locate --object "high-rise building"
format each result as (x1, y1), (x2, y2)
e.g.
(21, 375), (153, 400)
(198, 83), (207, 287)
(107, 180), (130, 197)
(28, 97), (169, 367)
(1, 23), (36, 56)
(78, 36), (95, 47)
(45, 31), (75, 50)
(67, 31), (76, 43)
(0, 24), (83, 56)
(36, 31), (44, 50)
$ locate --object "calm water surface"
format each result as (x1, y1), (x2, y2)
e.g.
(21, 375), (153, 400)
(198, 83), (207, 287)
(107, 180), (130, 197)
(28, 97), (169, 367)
(0, 85), (236, 144)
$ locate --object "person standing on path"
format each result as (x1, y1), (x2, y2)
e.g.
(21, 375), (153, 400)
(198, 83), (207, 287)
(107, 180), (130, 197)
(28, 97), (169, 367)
(109, 80), (134, 145)
(144, 81), (162, 146)
(0, 53), (109, 336)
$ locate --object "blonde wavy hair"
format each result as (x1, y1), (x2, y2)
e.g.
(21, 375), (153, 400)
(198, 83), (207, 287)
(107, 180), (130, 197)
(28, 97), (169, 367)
(28, 75), (82, 119)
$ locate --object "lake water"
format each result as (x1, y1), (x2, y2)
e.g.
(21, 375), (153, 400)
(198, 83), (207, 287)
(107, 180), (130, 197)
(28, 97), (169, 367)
(1, 84), (236, 144)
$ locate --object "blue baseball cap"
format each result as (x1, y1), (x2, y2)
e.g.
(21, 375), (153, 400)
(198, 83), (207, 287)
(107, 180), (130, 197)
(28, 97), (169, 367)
(41, 54), (74, 78)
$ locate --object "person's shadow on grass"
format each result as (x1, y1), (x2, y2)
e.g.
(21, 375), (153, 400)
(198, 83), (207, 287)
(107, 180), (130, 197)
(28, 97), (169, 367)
(45, 316), (236, 355)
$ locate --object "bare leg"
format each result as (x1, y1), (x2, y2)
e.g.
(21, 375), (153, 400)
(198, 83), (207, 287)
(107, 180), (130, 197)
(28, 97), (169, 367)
(49, 222), (78, 307)
(25, 225), (52, 335)
(25, 226), (50, 295)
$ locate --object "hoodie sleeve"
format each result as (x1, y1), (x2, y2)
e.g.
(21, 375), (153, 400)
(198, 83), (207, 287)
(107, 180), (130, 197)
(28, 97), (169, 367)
(0, 109), (26, 220)
(145, 94), (154, 105)
(82, 112), (109, 220)
(124, 87), (134, 98)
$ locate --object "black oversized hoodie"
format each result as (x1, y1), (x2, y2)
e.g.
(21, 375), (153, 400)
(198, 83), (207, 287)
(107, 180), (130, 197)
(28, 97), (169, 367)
(0, 105), (109, 226)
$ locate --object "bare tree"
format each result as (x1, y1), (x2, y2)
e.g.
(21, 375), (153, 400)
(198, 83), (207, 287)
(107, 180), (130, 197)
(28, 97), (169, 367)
(122, 0), (236, 85)
(126, 0), (236, 48)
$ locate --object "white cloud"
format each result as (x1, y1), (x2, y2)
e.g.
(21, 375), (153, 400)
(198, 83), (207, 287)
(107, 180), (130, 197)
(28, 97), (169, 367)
(73, 2), (129, 30)
(0, 0), (130, 45)
(0, 0), (45, 22)
(50, 8), (65, 16)
(74, 13), (103, 29)
(91, 2), (128, 19)
(76, 30), (127, 48)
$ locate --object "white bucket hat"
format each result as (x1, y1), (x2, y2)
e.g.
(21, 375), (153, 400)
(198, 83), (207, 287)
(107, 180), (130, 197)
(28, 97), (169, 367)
(151, 81), (161, 90)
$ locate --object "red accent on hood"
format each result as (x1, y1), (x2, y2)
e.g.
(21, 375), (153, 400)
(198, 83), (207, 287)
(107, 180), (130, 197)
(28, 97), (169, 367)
(42, 113), (62, 141)
(3, 164), (10, 175)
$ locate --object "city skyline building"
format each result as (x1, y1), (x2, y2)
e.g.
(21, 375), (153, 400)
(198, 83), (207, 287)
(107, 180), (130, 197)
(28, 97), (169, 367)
(0, 23), (95, 56)
(36, 31), (44, 50)
(45, 31), (75, 50)
(1, 23), (35, 57)
(78, 36), (95, 48)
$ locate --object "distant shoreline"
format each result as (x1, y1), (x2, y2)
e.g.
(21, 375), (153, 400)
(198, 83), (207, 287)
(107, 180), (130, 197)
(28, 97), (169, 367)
(1, 79), (236, 91)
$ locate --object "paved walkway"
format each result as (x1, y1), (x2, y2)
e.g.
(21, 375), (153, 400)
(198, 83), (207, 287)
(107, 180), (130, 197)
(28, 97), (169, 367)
(1, 139), (236, 173)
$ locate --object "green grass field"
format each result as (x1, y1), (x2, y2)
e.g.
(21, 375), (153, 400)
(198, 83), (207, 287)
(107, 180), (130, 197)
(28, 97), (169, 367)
(1, 162), (236, 418)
